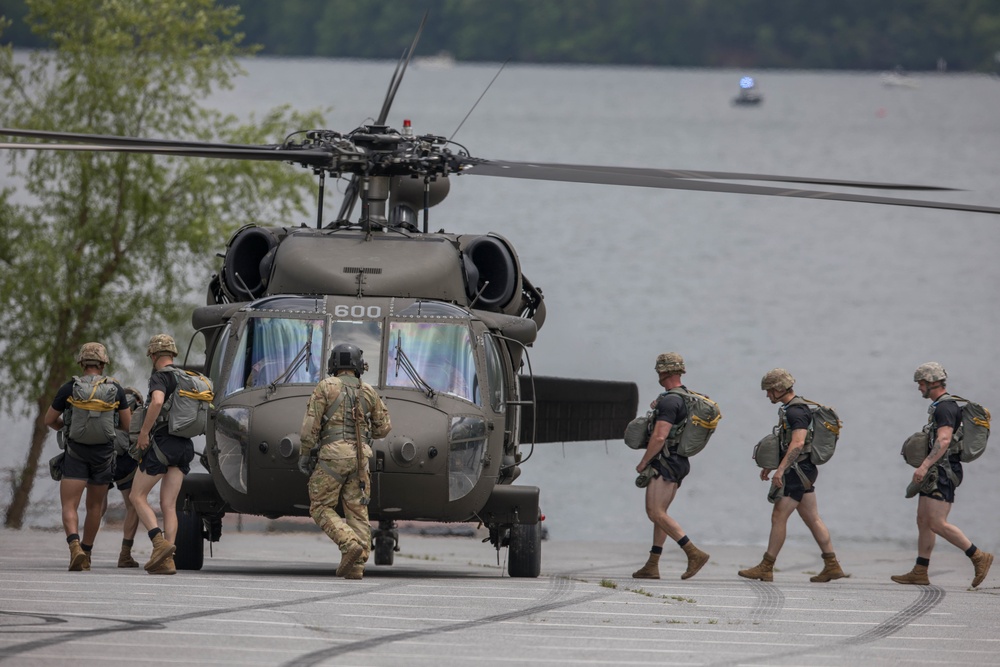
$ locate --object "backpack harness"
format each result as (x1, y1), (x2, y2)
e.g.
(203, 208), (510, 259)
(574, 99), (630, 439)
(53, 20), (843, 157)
(313, 375), (373, 505)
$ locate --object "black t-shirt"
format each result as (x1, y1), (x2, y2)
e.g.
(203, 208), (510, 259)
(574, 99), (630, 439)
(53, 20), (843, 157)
(932, 399), (963, 431)
(784, 403), (812, 431)
(655, 391), (688, 425)
(52, 378), (128, 412)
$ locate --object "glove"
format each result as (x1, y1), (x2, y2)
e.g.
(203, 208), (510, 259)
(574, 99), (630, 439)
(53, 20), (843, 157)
(297, 455), (314, 476)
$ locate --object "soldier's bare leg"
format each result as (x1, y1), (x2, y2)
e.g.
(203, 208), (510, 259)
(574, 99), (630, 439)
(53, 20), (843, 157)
(918, 496), (971, 555)
(644, 478), (684, 541)
(130, 470), (165, 532)
(766, 496), (799, 558)
(81, 482), (109, 546)
(60, 479), (87, 537)
(796, 492), (834, 553)
(159, 467), (185, 543)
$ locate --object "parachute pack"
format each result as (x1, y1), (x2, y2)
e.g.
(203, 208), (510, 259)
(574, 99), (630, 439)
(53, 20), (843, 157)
(797, 397), (842, 465)
(667, 388), (722, 457)
(624, 388), (722, 456)
(937, 395), (990, 462)
(160, 367), (215, 438)
(624, 411), (654, 450)
(752, 432), (781, 469)
(65, 375), (120, 445)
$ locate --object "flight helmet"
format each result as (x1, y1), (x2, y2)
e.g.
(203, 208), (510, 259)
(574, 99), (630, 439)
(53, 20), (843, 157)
(328, 343), (366, 377)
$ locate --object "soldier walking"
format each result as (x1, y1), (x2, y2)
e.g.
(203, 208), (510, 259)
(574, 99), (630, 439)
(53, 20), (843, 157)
(739, 369), (846, 583)
(892, 362), (992, 587)
(299, 344), (391, 580)
(632, 353), (711, 581)
(44, 343), (131, 570)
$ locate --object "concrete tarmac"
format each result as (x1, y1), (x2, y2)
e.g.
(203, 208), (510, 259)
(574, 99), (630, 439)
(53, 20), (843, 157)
(1, 526), (998, 666)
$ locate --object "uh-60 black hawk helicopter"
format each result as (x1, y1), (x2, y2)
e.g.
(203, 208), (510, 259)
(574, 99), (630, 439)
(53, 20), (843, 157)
(3, 23), (1000, 578)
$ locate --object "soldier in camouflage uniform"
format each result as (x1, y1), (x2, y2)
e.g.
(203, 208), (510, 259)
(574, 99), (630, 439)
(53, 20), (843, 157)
(299, 343), (391, 580)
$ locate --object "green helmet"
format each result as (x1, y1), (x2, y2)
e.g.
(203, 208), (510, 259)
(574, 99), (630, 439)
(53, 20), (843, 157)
(913, 362), (947, 383)
(328, 343), (366, 377)
(77, 342), (109, 367)
(147, 334), (178, 357)
(654, 352), (685, 375)
(761, 368), (795, 392)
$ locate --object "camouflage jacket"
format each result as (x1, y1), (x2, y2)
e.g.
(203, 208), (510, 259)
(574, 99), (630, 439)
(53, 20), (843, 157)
(299, 374), (391, 459)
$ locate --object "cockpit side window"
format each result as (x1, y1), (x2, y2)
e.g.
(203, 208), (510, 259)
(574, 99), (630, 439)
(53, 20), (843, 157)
(386, 322), (479, 403)
(222, 316), (324, 397)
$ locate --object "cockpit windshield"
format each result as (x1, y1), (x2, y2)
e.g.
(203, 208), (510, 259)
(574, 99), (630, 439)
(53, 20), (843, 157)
(224, 316), (324, 397)
(386, 322), (478, 403)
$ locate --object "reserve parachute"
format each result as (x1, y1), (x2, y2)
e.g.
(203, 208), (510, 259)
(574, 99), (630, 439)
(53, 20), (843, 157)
(65, 375), (120, 445)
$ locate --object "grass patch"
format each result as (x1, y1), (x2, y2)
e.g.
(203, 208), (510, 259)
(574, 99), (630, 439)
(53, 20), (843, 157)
(600, 579), (618, 589)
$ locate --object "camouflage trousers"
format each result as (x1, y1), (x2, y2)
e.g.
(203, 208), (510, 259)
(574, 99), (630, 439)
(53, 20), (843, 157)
(308, 456), (370, 565)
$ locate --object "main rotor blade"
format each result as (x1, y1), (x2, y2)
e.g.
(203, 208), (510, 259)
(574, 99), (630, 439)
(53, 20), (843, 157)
(339, 12), (428, 224)
(460, 159), (1000, 215)
(0, 141), (333, 166)
(376, 11), (427, 125)
(464, 160), (956, 192)
(0, 127), (274, 151)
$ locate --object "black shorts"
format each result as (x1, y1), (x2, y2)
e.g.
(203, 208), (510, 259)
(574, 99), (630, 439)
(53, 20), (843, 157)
(63, 442), (114, 485)
(920, 460), (963, 504)
(111, 453), (138, 490)
(781, 460), (818, 503)
(139, 432), (194, 476)
(651, 450), (691, 487)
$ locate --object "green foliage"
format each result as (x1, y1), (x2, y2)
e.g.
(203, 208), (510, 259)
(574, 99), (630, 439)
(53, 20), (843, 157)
(0, 0), (324, 416)
(220, 0), (1000, 71)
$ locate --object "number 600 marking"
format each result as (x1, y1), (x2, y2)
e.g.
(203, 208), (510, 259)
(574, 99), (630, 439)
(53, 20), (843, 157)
(333, 305), (381, 318)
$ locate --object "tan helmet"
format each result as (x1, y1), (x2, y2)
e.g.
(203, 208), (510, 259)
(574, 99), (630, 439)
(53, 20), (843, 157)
(147, 333), (178, 357)
(77, 342), (109, 367)
(124, 387), (144, 411)
(655, 352), (685, 375)
(913, 362), (947, 383)
(761, 368), (795, 392)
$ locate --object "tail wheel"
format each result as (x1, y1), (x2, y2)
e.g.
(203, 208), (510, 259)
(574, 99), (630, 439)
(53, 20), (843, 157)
(174, 507), (205, 571)
(508, 522), (541, 578)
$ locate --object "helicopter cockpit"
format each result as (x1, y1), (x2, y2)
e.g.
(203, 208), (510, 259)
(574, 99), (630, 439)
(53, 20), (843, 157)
(201, 294), (517, 516)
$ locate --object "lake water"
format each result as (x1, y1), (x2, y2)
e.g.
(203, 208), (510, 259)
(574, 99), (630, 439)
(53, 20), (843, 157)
(3, 58), (1000, 551)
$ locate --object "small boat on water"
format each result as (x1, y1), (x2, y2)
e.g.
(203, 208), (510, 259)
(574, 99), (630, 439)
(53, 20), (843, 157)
(881, 67), (920, 88)
(732, 75), (763, 106)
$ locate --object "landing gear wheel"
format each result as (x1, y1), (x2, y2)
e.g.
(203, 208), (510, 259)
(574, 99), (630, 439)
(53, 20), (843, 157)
(374, 537), (395, 566)
(174, 507), (205, 571)
(508, 522), (541, 578)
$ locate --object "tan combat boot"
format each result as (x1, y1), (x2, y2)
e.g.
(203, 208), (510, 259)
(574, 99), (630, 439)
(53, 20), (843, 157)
(118, 544), (140, 568)
(632, 552), (661, 579)
(680, 542), (710, 580)
(82, 551), (91, 571)
(971, 549), (993, 588)
(148, 554), (177, 575)
(337, 541), (364, 578)
(144, 533), (176, 572)
(890, 564), (929, 585)
(345, 565), (365, 580)
(810, 552), (847, 583)
(68, 540), (87, 572)
(738, 553), (776, 582)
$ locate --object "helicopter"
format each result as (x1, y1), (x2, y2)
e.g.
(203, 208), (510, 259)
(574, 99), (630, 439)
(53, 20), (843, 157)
(3, 24), (1000, 579)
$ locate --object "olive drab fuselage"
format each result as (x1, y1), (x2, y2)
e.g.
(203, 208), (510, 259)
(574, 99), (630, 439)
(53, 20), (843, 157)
(195, 294), (536, 523)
